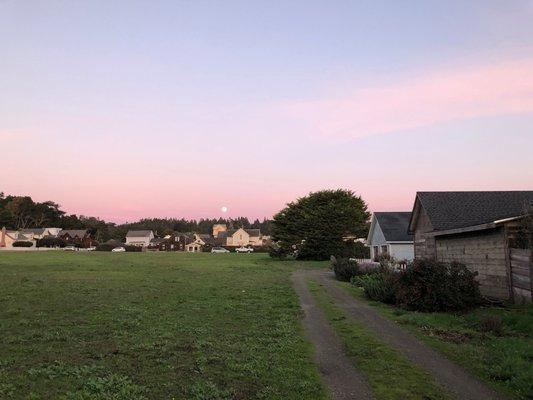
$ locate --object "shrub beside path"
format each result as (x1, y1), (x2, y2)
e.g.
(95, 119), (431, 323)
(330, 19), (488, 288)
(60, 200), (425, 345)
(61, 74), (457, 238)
(294, 268), (509, 400)
(292, 270), (374, 400)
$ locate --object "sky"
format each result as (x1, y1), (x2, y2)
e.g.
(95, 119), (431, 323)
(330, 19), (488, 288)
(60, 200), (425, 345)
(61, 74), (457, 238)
(1, 0), (533, 223)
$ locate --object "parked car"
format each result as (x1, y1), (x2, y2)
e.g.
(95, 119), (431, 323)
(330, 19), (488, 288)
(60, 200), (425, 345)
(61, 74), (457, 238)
(87, 247), (96, 251)
(211, 247), (230, 253)
(112, 247), (126, 252)
(64, 246), (77, 251)
(235, 246), (254, 253)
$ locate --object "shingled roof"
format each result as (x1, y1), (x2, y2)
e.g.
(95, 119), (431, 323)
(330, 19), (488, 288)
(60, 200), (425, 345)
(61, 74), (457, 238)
(227, 228), (261, 237)
(59, 229), (89, 238)
(412, 191), (533, 231)
(126, 230), (153, 238)
(374, 212), (413, 242)
(20, 228), (47, 235)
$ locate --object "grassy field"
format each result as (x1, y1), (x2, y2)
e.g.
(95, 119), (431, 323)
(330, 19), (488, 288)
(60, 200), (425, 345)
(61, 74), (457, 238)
(0, 252), (328, 400)
(341, 283), (533, 400)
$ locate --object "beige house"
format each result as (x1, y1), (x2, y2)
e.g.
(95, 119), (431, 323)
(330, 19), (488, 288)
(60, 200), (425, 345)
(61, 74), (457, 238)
(0, 228), (34, 248)
(225, 228), (262, 247)
(212, 224), (227, 238)
(212, 224), (264, 247)
(185, 238), (204, 252)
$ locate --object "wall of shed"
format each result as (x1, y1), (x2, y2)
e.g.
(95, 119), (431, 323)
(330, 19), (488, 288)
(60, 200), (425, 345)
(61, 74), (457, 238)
(413, 206), (436, 259)
(435, 228), (510, 300)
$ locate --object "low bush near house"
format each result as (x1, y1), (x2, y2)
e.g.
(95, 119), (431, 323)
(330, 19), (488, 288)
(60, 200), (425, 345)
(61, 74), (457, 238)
(269, 244), (290, 260)
(12, 241), (33, 248)
(124, 246), (142, 252)
(332, 257), (359, 282)
(353, 271), (399, 304)
(358, 261), (381, 274)
(96, 244), (115, 251)
(396, 259), (481, 312)
(36, 237), (65, 248)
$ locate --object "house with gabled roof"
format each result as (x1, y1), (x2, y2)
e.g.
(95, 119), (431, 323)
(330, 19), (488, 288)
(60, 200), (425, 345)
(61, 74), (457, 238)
(0, 227), (34, 249)
(58, 229), (96, 248)
(367, 212), (413, 261)
(408, 191), (533, 301)
(125, 230), (154, 247)
(225, 228), (262, 247)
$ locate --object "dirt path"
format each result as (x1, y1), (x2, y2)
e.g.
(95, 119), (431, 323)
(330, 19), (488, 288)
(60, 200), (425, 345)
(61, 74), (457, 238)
(302, 269), (508, 400)
(292, 270), (374, 400)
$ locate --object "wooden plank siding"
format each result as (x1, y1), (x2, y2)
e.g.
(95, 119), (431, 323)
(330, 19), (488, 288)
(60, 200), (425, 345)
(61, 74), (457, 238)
(435, 228), (510, 300)
(510, 248), (532, 302)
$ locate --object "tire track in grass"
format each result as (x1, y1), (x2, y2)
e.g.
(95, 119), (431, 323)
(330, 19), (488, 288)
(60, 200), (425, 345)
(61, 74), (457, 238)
(313, 269), (509, 400)
(307, 279), (452, 400)
(292, 270), (374, 400)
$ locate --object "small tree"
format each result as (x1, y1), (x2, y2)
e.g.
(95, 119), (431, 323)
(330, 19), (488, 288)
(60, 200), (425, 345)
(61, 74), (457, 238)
(272, 189), (370, 260)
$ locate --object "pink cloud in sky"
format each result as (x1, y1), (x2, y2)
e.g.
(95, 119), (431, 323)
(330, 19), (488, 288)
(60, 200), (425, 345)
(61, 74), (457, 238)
(281, 58), (533, 140)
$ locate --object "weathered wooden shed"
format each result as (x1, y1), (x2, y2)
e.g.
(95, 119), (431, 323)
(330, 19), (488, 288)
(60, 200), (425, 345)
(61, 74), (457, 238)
(408, 191), (533, 302)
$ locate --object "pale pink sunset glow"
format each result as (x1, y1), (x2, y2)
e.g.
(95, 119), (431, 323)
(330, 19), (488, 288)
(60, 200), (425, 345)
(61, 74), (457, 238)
(2, 1), (533, 222)
(282, 58), (533, 140)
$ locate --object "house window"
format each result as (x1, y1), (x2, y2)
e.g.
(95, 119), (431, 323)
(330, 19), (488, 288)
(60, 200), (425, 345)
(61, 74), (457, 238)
(373, 246), (379, 261)
(381, 245), (388, 254)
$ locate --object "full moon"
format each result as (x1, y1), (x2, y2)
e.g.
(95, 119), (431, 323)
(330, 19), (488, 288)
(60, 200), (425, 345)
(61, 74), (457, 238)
(221, 206), (228, 213)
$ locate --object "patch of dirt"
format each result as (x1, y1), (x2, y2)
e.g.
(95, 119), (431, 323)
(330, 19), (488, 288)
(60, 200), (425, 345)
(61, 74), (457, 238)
(422, 327), (473, 344)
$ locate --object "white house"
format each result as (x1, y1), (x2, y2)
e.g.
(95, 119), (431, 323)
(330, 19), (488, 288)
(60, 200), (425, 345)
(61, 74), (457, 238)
(367, 212), (414, 261)
(125, 230), (154, 247)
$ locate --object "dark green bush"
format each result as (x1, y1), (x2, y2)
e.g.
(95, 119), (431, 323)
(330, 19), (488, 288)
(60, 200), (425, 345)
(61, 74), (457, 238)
(269, 244), (289, 260)
(12, 241), (33, 248)
(36, 237), (65, 248)
(332, 257), (359, 282)
(96, 244), (115, 251)
(337, 240), (370, 258)
(396, 259), (481, 312)
(124, 245), (142, 252)
(354, 271), (399, 303)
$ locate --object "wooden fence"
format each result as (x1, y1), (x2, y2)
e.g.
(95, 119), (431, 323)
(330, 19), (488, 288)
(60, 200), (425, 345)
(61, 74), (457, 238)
(509, 248), (532, 302)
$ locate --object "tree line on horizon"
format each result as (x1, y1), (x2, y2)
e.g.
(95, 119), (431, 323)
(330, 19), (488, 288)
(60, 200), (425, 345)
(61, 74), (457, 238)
(0, 192), (272, 242)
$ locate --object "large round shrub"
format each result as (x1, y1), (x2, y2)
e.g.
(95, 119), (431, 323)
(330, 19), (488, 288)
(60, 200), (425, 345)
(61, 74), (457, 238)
(272, 189), (370, 260)
(396, 259), (481, 312)
(13, 241), (33, 248)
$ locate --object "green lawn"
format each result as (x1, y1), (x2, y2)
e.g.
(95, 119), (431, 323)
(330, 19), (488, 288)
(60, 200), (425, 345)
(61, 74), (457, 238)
(341, 282), (533, 400)
(0, 252), (328, 400)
